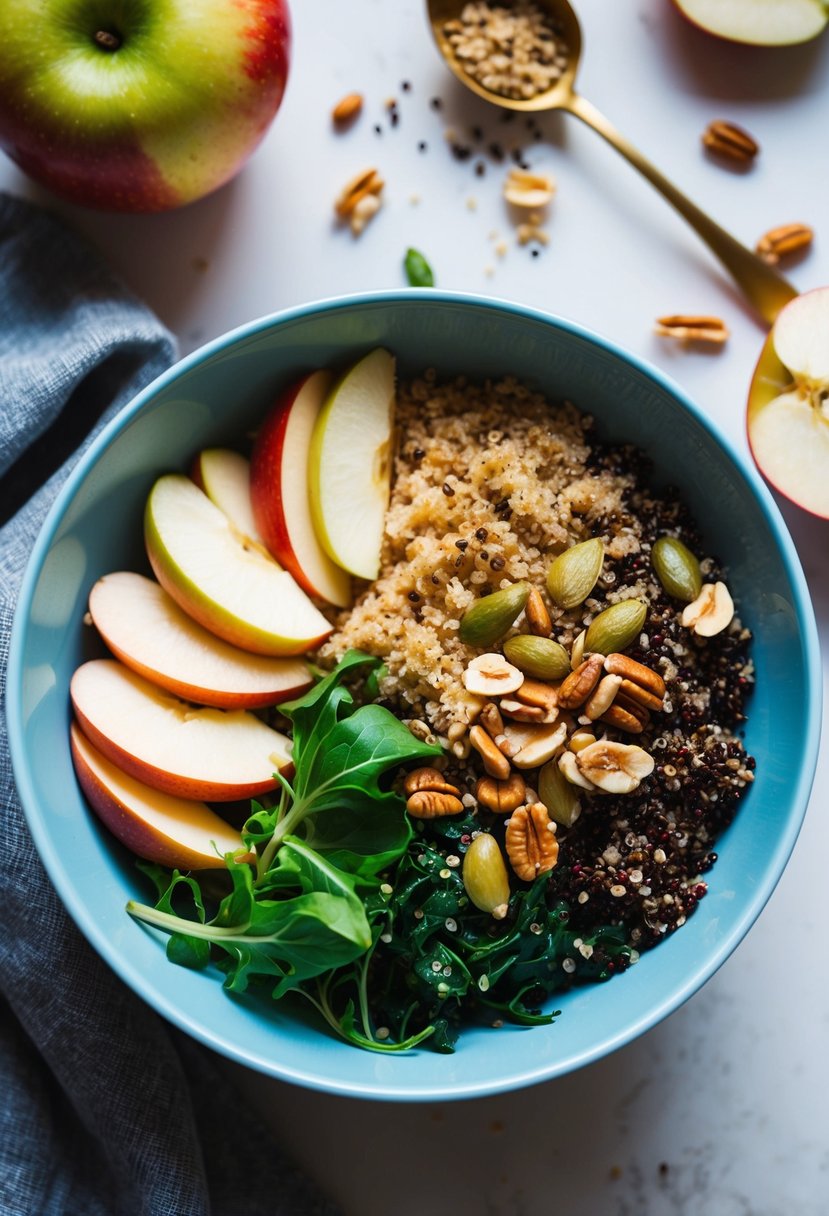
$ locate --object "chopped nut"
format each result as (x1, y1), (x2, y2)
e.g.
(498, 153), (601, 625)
(335, 167), (384, 233)
(568, 729), (597, 753)
(476, 772), (527, 814)
(470, 724), (512, 779)
(514, 677), (559, 714)
(406, 790), (465, 818)
(702, 120), (759, 164)
(525, 587), (552, 637)
(463, 652), (524, 697)
(655, 315), (729, 345)
(403, 767), (461, 797)
(570, 629), (586, 670)
(559, 749), (600, 791)
(576, 740), (655, 795)
(512, 720), (568, 769)
(480, 700), (505, 738)
(583, 673), (623, 721)
(557, 653), (604, 710)
(503, 168), (556, 209)
(499, 698), (545, 722)
(755, 222), (813, 265)
(332, 92), (364, 125)
(681, 581), (734, 636)
(516, 222), (549, 246)
(505, 802), (559, 881)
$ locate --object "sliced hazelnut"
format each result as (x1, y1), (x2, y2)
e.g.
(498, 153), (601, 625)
(462, 652), (524, 697)
(503, 168), (556, 209)
(575, 740), (654, 795)
(681, 582), (734, 637)
(559, 749), (600, 791)
(512, 721), (568, 769)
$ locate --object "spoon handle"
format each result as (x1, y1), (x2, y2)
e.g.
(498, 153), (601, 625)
(564, 92), (797, 328)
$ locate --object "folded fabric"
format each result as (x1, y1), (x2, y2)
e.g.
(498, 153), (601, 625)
(0, 194), (340, 1216)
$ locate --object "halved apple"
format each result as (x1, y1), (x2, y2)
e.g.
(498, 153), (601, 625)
(144, 473), (332, 656)
(71, 659), (292, 801)
(88, 571), (312, 708)
(250, 371), (352, 607)
(308, 348), (395, 582)
(746, 286), (829, 519)
(191, 448), (266, 550)
(671, 0), (829, 46)
(70, 723), (242, 869)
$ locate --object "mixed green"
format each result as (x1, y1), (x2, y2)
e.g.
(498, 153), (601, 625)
(128, 651), (630, 1052)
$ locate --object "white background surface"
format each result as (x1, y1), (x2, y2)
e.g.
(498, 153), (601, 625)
(3, 1), (829, 1212)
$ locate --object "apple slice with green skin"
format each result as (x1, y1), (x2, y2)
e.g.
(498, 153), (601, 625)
(88, 571), (312, 709)
(747, 287), (829, 519)
(71, 659), (292, 801)
(250, 371), (352, 607)
(308, 349), (395, 582)
(191, 448), (268, 553)
(145, 473), (332, 656)
(70, 723), (243, 870)
(671, 0), (829, 46)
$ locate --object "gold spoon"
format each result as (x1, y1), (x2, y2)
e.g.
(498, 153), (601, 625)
(427, 0), (797, 327)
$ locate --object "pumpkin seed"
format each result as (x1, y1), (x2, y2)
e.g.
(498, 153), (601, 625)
(584, 599), (647, 655)
(570, 628), (586, 670)
(503, 634), (571, 680)
(651, 536), (702, 603)
(538, 759), (582, 828)
(462, 833), (511, 918)
(546, 538), (604, 609)
(459, 581), (530, 647)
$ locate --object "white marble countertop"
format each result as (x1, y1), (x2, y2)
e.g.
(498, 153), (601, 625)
(3, 1), (828, 1211)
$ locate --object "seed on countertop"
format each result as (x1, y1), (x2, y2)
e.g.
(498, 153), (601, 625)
(655, 315), (729, 345)
(331, 93), (363, 125)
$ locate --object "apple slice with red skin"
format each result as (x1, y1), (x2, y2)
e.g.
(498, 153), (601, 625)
(145, 473), (332, 656)
(88, 571), (312, 709)
(671, 0), (829, 46)
(746, 287), (829, 519)
(191, 448), (268, 552)
(71, 659), (292, 802)
(250, 371), (352, 608)
(308, 349), (396, 582)
(70, 722), (243, 870)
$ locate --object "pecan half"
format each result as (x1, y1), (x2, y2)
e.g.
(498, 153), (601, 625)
(406, 790), (464, 818)
(600, 697), (649, 734)
(702, 120), (759, 164)
(505, 802), (559, 881)
(476, 772), (526, 814)
(755, 222), (813, 265)
(604, 653), (666, 698)
(557, 653), (604, 709)
(334, 167), (384, 218)
(655, 315), (729, 345)
(404, 767), (461, 797)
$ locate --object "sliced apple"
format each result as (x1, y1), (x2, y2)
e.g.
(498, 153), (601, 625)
(672, 0), (829, 46)
(71, 659), (292, 801)
(88, 571), (312, 709)
(308, 348), (395, 581)
(144, 473), (332, 656)
(250, 371), (352, 607)
(191, 448), (267, 551)
(746, 287), (829, 519)
(70, 723), (242, 869)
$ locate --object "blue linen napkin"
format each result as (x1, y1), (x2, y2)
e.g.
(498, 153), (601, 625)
(0, 194), (340, 1216)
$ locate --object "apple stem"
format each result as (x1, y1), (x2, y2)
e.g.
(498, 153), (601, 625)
(94, 29), (122, 51)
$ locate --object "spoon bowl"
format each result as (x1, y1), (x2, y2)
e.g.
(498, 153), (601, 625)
(426, 0), (797, 326)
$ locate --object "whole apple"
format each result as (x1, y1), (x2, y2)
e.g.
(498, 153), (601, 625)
(0, 0), (291, 212)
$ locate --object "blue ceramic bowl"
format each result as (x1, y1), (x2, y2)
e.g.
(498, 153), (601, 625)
(6, 291), (820, 1100)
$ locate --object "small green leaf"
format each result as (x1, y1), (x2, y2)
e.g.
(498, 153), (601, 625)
(404, 247), (434, 287)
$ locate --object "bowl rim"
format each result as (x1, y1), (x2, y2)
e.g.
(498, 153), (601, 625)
(6, 289), (822, 1100)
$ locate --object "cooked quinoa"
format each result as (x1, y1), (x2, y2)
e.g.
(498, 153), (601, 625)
(322, 371), (654, 733)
